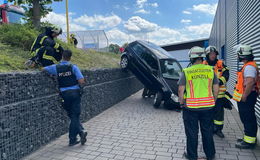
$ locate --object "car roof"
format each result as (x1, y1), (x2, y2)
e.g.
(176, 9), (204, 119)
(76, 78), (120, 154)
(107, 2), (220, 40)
(136, 40), (175, 60)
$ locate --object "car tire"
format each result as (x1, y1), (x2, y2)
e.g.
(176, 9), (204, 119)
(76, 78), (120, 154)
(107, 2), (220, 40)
(142, 88), (149, 98)
(154, 92), (163, 108)
(120, 56), (129, 70)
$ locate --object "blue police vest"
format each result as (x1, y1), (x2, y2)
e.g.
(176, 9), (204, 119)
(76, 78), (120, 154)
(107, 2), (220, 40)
(56, 64), (78, 88)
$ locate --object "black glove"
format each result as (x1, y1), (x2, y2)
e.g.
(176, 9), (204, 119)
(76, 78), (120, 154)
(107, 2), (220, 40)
(58, 46), (64, 54)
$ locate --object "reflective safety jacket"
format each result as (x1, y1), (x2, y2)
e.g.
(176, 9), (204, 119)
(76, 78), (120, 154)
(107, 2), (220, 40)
(183, 64), (215, 110)
(233, 61), (260, 102)
(30, 29), (62, 63)
(203, 60), (229, 98)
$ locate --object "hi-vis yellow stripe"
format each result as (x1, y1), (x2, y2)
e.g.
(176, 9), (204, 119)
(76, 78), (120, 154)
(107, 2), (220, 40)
(243, 135), (256, 144)
(233, 91), (242, 102)
(43, 54), (58, 63)
(214, 120), (224, 125)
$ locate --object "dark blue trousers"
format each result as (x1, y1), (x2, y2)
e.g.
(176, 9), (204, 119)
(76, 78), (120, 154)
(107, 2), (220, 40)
(61, 89), (84, 142)
(183, 108), (215, 159)
(237, 91), (258, 139)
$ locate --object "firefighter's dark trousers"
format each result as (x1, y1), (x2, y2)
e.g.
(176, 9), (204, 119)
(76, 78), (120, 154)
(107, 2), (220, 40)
(33, 46), (62, 67)
(213, 98), (225, 131)
(183, 108), (215, 159)
(61, 89), (84, 143)
(237, 91), (258, 139)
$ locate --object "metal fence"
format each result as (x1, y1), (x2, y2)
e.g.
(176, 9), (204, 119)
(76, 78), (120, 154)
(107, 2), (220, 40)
(60, 30), (109, 52)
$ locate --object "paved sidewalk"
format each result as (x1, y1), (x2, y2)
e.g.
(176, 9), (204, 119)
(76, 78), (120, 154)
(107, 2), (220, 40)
(24, 91), (260, 160)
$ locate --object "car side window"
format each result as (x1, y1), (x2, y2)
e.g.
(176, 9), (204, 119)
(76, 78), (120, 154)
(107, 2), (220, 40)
(132, 43), (144, 57)
(141, 50), (158, 70)
(132, 43), (159, 71)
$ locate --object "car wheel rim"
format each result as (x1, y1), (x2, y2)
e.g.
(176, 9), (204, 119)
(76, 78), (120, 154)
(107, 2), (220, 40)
(121, 57), (128, 68)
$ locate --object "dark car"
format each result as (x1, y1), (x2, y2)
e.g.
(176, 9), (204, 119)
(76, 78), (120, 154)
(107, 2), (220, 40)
(120, 40), (182, 109)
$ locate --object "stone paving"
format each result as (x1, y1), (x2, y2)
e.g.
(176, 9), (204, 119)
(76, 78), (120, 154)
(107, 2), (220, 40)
(24, 91), (260, 160)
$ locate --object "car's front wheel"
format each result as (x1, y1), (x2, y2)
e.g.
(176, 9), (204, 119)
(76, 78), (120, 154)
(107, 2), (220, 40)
(153, 92), (163, 108)
(120, 56), (129, 70)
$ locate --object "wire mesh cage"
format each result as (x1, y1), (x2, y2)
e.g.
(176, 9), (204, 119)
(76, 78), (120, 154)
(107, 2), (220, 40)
(60, 30), (109, 52)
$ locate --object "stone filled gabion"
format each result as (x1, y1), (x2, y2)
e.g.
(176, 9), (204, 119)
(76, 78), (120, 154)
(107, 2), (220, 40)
(0, 68), (142, 160)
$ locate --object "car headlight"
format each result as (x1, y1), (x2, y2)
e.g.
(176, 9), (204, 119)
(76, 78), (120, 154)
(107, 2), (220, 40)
(171, 93), (179, 102)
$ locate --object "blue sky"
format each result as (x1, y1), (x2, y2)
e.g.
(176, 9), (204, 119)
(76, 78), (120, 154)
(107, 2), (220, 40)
(5, 0), (218, 45)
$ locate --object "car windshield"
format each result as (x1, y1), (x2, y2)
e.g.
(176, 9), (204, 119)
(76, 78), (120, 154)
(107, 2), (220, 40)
(7, 11), (25, 24)
(160, 59), (182, 79)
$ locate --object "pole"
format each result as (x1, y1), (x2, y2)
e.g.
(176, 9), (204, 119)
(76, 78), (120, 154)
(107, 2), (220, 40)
(66, 0), (70, 44)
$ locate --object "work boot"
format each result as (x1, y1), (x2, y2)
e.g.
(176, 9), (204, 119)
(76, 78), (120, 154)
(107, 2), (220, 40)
(215, 130), (225, 138)
(79, 131), (88, 145)
(236, 138), (243, 142)
(235, 140), (256, 149)
(69, 140), (80, 146)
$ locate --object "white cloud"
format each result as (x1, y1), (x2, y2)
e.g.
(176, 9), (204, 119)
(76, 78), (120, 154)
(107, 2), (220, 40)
(41, 12), (86, 31)
(150, 3), (158, 8)
(135, 9), (150, 14)
(74, 14), (122, 29)
(107, 29), (136, 44)
(136, 0), (147, 8)
(156, 11), (160, 14)
(124, 16), (158, 33)
(114, 4), (130, 10)
(185, 23), (212, 37)
(181, 19), (192, 24)
(183, 10), (192, 15)
(193, 3), (217, 15)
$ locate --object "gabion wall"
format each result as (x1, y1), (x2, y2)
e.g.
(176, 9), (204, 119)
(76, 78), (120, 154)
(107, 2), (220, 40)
(0, 68), (142, 160)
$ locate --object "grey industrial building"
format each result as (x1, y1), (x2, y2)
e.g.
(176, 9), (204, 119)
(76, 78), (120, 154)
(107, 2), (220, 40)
(209, 0), (260, 133)
(161, 38), (209, 68)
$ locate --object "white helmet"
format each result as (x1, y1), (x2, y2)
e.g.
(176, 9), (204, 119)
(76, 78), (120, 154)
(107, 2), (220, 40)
(205, 46), (218, 55)
(236, 44), (253, 56)
(51, 25), (62, 35)
(188, 46), (205, 59)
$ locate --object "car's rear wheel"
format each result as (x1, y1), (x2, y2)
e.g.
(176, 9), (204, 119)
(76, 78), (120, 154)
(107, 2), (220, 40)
(120, 56), (129, 70)
(154, 92), (163, 108)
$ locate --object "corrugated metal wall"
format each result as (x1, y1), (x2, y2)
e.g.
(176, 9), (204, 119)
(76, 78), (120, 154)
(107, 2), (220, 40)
(209, 0), (260, 124)
(238, 0), (260, 124)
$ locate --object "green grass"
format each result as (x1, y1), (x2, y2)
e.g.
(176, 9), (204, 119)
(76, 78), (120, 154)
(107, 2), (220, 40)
(0, 42), (120, 72)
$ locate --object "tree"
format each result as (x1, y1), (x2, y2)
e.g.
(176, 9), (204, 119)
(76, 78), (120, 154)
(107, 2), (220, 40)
(8, 0), (63, 29)
(122, 43), (128, 49)
(109, 44), (120, 54)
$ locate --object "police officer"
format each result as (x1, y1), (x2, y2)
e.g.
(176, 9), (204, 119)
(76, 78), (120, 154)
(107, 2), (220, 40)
(26, 25), (64, 67)
(204, 46), (230, 138)
(43, 50), (87, 146)
(233, 45), (259, 149)
(178, 46), (219, 160)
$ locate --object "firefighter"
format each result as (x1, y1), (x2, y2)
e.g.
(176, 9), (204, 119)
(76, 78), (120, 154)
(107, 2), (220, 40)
(25, 25), (64, 67)
(233, 44), (259, 149)
(70, 34), (78, 47)
(203, 46), (230, 138)
(43, 50), (88, 146)
(178, 46), (219, 160)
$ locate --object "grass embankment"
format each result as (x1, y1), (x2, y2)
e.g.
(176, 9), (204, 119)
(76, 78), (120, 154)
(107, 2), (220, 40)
(0, 24), (120, 72)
